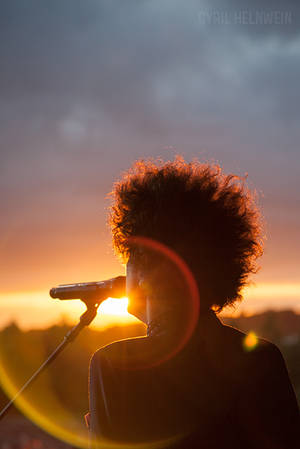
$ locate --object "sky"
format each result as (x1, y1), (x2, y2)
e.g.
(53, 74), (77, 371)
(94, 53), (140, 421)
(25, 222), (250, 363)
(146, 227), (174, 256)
(0, 0), (300, 329)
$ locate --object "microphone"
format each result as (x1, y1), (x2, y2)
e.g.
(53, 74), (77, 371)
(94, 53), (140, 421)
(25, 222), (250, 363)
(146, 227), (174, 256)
(49, 276), (126, 303)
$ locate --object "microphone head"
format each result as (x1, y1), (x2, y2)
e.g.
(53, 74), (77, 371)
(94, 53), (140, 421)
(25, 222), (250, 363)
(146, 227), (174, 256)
(49, 287), (58, 299)
(49, 276), (126, 302)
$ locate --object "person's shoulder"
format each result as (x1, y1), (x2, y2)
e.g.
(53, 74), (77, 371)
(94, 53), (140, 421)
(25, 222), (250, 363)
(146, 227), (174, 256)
(221, 319), (276, 351)
(90, 335), (150, 367)
(219, 320), (285, 374)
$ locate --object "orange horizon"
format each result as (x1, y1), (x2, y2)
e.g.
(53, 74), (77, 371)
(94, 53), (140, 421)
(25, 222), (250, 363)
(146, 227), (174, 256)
(0, 282), (299, 331)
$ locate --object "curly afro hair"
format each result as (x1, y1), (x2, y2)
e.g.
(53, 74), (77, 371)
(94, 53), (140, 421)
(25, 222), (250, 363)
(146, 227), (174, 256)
(109, 156), (264, 312)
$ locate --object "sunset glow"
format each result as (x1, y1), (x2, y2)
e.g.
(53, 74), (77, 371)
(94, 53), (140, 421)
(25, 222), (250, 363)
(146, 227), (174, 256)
(99, 297), (129, 315)
(0, 282), (299, 330)
(1, 3), (300, 447)
(0, 291), (139, 330)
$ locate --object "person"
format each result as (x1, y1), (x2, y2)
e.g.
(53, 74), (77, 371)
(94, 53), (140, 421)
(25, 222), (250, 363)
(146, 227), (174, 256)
(88, 157), (300, 449)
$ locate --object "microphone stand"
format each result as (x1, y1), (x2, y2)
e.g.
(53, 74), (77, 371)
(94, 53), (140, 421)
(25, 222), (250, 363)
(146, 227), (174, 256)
(0, 300), (100, 420)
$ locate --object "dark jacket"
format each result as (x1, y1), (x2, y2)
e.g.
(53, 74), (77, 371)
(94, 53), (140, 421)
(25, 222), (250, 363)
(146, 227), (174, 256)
(89, 312), (300, 448)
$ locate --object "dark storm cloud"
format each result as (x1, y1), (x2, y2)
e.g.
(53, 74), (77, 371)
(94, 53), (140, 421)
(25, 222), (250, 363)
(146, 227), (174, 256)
(1, 0), (299, 142)
(0, 0), (202, 145)
(0, 0), (299, 290)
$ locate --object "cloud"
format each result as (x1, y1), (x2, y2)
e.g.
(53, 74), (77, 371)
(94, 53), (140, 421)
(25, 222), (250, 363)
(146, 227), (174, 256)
(1, 0), (299, 138)
(0, 0), (299, 290)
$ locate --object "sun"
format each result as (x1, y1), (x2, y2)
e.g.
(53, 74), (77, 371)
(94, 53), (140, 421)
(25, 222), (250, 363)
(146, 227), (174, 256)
(99, 296), (129, 316)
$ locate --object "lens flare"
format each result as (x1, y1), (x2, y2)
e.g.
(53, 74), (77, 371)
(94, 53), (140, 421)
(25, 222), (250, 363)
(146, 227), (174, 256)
(124, 236), (200, 369)
(0, 323), (181, 449)
(243, 331), (258, 351)
(0, 332), (89, 448)
(0, 237), (200, 449)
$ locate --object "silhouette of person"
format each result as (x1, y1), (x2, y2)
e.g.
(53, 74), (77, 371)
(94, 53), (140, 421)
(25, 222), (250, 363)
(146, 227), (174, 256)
(89, 157), (300, 448)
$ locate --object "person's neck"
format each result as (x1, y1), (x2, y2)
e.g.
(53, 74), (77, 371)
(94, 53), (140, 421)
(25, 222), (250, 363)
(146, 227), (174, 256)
(147, 308), (217, 338)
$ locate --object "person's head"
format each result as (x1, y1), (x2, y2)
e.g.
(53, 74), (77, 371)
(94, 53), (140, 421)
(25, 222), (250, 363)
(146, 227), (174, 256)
(109, 156), (263, 324)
